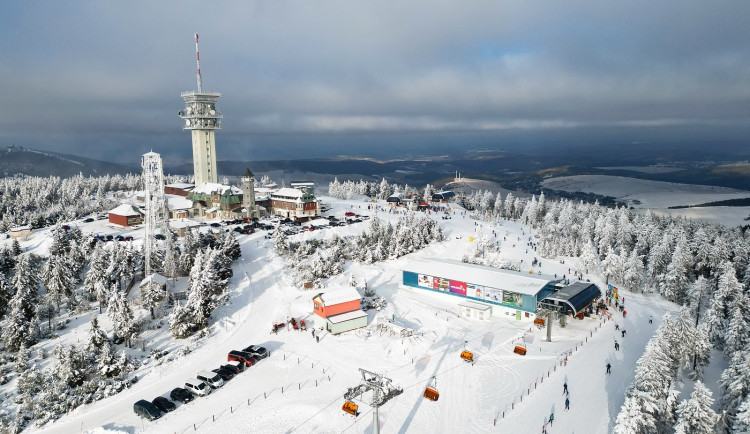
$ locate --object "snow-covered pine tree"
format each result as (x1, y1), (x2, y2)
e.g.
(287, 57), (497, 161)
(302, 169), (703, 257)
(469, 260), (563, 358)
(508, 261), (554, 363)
(42, 254), (75, 312)
(0, 270), (10, 320)
(107, 290), (137, 347)
(719, 350), (750, 430)
(162, 230), (180, 280)
(673, 381), (718, 434)
(724, 294), (750, 359)
(3, 258), (40, 352)
(220, 231), (241, 261)
(705, 261), (743, 348)
(168, 301), (194, 338)
(86, 316), (110, 357)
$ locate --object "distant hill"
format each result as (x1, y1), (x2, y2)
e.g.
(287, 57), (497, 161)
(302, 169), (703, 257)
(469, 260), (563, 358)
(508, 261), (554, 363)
(0, 146), (138, 178)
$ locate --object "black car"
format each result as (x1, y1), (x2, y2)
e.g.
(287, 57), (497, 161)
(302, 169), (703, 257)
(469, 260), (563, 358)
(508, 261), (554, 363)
(222, 363), (241, 375)
(212, 367), (235, 381)
(152, 396), (176, 413)
(170, 387), (194, 404)
(134, 399), (163, 420)
(210, 222), (221, 228)
(243, 345), (268, 359)
(154, 234), (166, 240)
(83, 218), (95, 223)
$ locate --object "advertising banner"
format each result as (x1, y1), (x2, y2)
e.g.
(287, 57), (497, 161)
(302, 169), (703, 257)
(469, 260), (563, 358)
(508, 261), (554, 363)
(449, 280), (467, 296)
(467, 283), (484, 299)
(434, 277), (449, 292)
(417, 274), (433, 289)
(503, 290), (524, 307)
(484, 287), (503, 303)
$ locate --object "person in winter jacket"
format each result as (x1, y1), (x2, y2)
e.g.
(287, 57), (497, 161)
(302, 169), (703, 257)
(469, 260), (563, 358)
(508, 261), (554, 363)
(606, 362), (611, 374)
(565, 397), (570, 410)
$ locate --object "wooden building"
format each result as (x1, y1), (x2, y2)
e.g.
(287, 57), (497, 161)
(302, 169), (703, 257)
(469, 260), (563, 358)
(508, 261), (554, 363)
(312, 288), (367, 334)
(108, 204), (144, 227)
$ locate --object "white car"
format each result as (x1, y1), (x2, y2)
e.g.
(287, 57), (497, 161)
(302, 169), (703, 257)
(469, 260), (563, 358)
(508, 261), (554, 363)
(197, 371), (224, 389)
(184, 379), (211, 396)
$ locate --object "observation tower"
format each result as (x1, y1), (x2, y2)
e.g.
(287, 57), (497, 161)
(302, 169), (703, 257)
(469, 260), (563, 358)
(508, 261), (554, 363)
(178, 34), (222, 186)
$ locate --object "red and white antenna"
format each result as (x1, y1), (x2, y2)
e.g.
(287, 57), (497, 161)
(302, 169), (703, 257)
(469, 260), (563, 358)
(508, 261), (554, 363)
(195, 33), (203, 93)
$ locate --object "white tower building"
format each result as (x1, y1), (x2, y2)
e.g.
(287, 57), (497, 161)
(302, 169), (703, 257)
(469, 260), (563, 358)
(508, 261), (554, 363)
(179, 34), (222, 186)
(142, 151), (168, 277)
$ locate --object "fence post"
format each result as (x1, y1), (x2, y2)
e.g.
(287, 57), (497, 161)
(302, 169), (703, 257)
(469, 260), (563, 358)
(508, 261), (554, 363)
(299, 383), (301, 390)
(212, 415), (215, 422)
(282, 387), (284, 393)
(263, 392), (266, 399)
(231, 406), (233, 413)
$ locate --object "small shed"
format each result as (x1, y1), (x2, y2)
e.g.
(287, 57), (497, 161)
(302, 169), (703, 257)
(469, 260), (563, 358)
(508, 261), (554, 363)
(312, 288), (362, 319)
(458, 301), (492, 320)
(386, 193), (404, 205)
(324, 310), (368, 334)
(9, 225), (31, 239)
(140, 273), (168, 293)
(108, 204), (143, 227)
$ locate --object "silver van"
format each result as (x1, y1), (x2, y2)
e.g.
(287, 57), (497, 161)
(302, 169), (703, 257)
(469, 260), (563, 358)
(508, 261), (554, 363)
(185, 378), (211, 396)
(197, 370), (225, 389)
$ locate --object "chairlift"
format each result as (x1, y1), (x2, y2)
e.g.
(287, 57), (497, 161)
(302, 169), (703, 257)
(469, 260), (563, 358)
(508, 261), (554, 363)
(513, 342), (527, 356)
(460, 350), (474, 362)
(423, 376), (439, 401)
(342, 401), (359, 416)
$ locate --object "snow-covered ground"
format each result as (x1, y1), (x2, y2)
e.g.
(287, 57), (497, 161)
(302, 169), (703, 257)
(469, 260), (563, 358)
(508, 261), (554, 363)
(5, 197), (722, 434)
(542, 175), (750, 227)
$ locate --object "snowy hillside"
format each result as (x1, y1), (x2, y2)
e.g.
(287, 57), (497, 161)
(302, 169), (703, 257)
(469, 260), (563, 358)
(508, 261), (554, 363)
(0, 197), (717, 434)
(542, 175), (750, 227)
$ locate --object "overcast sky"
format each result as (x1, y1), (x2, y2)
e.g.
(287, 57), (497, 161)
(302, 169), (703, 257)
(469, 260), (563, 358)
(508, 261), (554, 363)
(1, 1), (749, 164)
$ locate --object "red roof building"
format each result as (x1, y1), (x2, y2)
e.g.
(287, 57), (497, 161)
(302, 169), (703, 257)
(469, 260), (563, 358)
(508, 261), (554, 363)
(312, 288), (367, 334)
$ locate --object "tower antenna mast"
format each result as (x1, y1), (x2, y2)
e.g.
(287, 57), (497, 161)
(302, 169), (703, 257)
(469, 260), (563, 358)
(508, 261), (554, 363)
(195, 33), (203, 93)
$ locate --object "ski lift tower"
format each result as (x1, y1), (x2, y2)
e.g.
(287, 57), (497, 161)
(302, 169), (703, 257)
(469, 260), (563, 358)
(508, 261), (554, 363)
(343, 368), (403, 434)
(141, 151), (168, 277)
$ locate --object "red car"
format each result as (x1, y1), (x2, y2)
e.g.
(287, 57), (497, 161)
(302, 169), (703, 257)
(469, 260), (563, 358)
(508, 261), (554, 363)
(345, 212), (356, 217)
(227, 350), (255, 367)
(301, 226), (314, 232)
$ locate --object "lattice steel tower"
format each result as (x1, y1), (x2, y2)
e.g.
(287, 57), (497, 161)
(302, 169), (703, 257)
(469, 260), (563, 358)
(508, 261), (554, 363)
(179, 34), (222, 186)
(141, 151), (168, 277)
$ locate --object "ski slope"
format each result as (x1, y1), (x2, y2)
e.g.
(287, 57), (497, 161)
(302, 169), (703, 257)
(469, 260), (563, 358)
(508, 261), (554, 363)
(24, 198), (696, 434)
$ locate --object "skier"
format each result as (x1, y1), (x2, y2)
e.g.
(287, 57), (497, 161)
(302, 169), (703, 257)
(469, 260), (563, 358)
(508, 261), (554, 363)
(614, 340), (620, 351)
(621, 329), (626, 338)
(542, 423), (547, 434)
(316, 336), (320, 343)
(563, 382), (568, 395)
(615, 323), (620, 331)
(649, 315), (653, 324)
(549, 412), (554, 425)
(606, 362), (611, 374)
(623, 310), (627, 318)
(565, 397), (570, 410)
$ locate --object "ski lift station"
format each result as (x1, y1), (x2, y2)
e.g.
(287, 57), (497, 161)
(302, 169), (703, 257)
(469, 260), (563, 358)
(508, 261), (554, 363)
(537, 282), (602, 317)
(401, 258), (561, 319)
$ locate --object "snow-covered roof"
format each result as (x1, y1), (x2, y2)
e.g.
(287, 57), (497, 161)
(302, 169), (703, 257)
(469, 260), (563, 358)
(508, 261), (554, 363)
(273, 188), (305, 198)
(167, 195), (194, 210)
(314, 288), (361, 306)
(10, 225), (30, 232)
(166, 183), (194, 189)
(255, 187), (277, 194)
(327, 309), (368, 324)
(191, 182), (241, 195)
(109, 204), (143, 217)
(206, 206), (219, 213)
(140, 273), (167, 287)
(405, 258), (557, 296)
(169, 219), (201, 229)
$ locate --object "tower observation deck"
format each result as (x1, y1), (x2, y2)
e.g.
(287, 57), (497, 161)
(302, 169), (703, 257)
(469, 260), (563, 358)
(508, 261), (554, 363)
(179, 34), (222, 186)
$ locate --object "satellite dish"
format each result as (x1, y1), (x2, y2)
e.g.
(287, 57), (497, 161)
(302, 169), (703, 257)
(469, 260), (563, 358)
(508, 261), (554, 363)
(185, 120), (190, 126)
(209, 109), (216, 115)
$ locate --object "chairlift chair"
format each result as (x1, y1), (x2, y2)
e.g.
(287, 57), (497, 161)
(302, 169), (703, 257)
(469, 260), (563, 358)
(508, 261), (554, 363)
(460, 350), (474, 362)
(423, 377), (439, 401)
(513, 343), (527, 356)
(342, 401), (359, 416)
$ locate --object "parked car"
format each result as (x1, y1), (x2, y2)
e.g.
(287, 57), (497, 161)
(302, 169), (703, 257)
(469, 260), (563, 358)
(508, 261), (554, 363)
(120, 236), (134, 242)
(227, 350), (255, 367)
(225, 360), (244, 373)
(197, 371), (224, 389)
(105, 235), (114, 241)
(242, 345), (268, 359)
(212, 367), (234, 381)
(154, 234), (166, 240)
(170, 387), (194, 403)
(83, 218), (95, 223)
(184, 379), (211, 396)
(152, 396), (176, 413)
(96, 214), (107, 220)
(222, 363), (240, 375)
(345, 212), (356, 217)
(133, 399), (163, 421)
